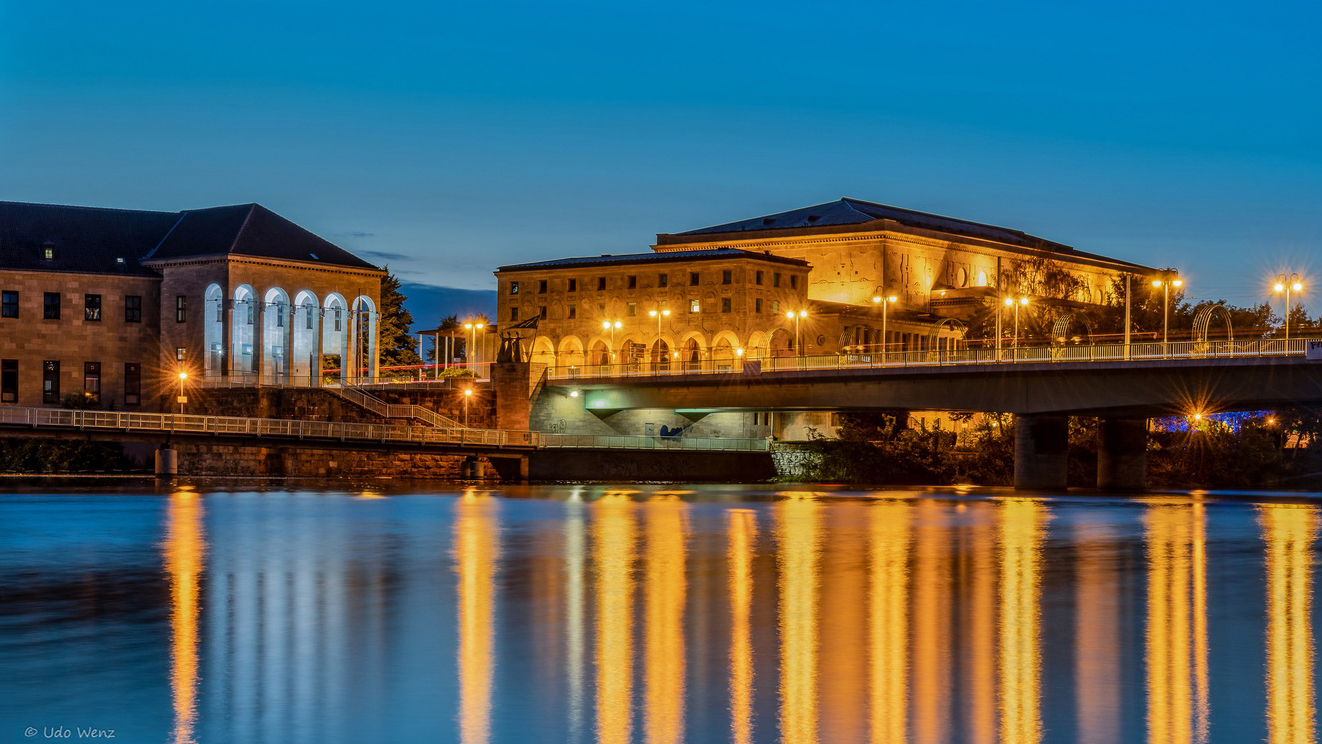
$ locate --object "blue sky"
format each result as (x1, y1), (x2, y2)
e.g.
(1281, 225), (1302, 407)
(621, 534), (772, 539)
(2, 1), (1319, 323)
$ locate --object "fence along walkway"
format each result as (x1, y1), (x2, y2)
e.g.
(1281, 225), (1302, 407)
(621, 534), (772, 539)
(548, 336), (1318, 380)
(0, 407), (534, 448)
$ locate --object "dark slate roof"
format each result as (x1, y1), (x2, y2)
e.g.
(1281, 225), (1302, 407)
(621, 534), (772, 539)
(0, 201), (180, 276)
(497, 248), (810, 272)
(664, 197), (1075, 252)
(146, 204), (379, 270)
(0, 200), (380, 275)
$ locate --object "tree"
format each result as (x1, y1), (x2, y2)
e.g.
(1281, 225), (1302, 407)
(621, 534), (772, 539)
(378, 269), (422, 368)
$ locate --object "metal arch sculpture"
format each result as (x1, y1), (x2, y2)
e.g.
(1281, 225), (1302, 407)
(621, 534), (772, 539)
(1050, 312), (1094, 345)
(926, 318), (966, 356)
(1192, 304), (1233, 350)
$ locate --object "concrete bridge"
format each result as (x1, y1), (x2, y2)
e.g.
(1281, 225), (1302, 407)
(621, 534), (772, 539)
(537, 337), (1322, 490)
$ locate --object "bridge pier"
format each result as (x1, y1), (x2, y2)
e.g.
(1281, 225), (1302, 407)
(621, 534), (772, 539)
(1013, 414), (1069, 490)
(1097, 417), (1148, 490)
(155, 444), (178, 476)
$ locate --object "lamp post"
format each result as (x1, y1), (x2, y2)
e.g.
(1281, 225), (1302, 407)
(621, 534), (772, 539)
(177, 371), (187, 415)
(1272, 273), (1304, 341)
(785, 309), (808, 357)
(871, 294), (898, 360)
(648, 308), (669, 370)
(1003, 296), (1030, 359)
(463, 321), (485, 373)
(463, 387), (473, 427)
(1151, 270), (1182, 351)
(601, 319), (622, 355)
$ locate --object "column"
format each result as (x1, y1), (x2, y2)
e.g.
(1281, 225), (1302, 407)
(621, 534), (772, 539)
(282, 305), (295, 385)
(1013, 414), (1069, 490)
(253, 303), (265, 384)
(221, 298), (233, 377)
(313, 309), (324, 386)
(1097, 417), (1148, 490)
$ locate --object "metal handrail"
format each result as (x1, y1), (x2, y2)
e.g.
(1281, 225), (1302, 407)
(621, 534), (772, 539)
(546, 337), (1316, 380)
(538, 433), (770, 452)
(0, 407), (534, 448)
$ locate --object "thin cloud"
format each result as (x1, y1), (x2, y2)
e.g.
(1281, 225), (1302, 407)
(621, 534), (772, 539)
(358, 249), (412, 261)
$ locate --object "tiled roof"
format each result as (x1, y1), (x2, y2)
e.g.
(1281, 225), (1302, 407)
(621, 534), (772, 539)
(664, 197), (1074, 252)
(497, 248), (809, 272)
(0, 200), (380, 275)
(146, 204), (379, 270)
(0, 201), (180, 276)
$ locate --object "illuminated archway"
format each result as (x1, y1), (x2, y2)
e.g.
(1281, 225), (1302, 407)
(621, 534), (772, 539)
(558, 336), (586, 371)
(769, 328), (793, 357)
(350, 295), (379, 382)
(531, 336), (557, 369)
(231, 285), (257, 375)
(322, 294), (348, 382)
(650, 339), (672, 373)
(262, 287), (291, 381)
(292, 290), (320, 383)
(204, 284), (223, 376)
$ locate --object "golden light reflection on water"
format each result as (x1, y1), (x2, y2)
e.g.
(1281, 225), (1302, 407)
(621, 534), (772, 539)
(1261, 504), (1317, 744)
(644, 496), (688, 744)
(998, 498), (1045, 744)
(868, 500), (910, 744)
(1075, 520), (1120, 744)
(728, 509), (757, 744)
(455, 491), (500, 744)
(593, 493), (637, 744)
(1143, 501), (1209, 744)
(776, 493), (821, 744)
(820, 503), (868, 743)
(165, 491), (206, 744)
(913, 499), (951, 744)
(966, 502), (998, 744)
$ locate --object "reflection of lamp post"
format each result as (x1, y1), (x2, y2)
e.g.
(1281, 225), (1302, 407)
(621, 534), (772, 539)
(1003, 296), (1030, 359)
(785, 309), (808, 356)
(463, 387), (473, 427)
(177, 371), (187, 415)
(871, 294), (897, 358)
(1151, 270), (1182, 349)
(1272, 273), (1304, 341)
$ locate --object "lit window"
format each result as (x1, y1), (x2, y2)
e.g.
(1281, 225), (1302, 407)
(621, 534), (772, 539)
(689, 299), (700, 313)
(509, 282), (520, 295)
(84, 294), (101, 322)
(627, 302), (637, 316)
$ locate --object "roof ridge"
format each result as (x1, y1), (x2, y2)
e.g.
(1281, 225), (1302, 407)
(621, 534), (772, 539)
(840, 197), (1034, 238)
(141, 211), (189, 261)
(0, 200), (173, 216)
(227, 204), (260, 254)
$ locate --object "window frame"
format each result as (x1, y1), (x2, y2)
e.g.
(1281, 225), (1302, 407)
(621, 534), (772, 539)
(42, 360), (60, 404)
(84, 294), (102, 322)
(124, 363), (141, 406)
(175, 295), (187, 323)
(83, 361), (101, 404)
(43, 292), (60, 320)
(1, 290), (17, 319)
(124, 295), (142, 323)
(0, 359), (16, 403)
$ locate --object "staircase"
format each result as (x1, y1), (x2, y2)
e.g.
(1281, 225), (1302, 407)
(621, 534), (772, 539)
(326, 384), (466, 429)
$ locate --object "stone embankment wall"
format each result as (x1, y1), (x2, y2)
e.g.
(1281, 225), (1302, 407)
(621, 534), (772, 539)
(529, 449), (776, 482)
(173, 442), (481, 478)
(769, 442), (822, 480)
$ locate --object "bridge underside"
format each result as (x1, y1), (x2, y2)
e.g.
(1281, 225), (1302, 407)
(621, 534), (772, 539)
(557, 356), (1322, 418)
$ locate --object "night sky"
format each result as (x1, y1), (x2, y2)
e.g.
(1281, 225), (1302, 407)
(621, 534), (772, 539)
(2, 1), (1318, 320)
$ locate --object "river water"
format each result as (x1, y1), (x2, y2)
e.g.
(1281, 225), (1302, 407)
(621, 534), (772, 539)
(0, 483), (1317, 744)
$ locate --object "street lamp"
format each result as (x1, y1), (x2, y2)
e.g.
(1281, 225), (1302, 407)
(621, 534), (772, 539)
(648, 308), (670, 338)
(1151, 270), (1182, 349)
(463, 387), (473, 427)
(463, 321), (485, 373)
(601, 319), (622, 355)
(1003, 296), (1030, 359)
(1272, 273), (1304, 341)
(785, 309), (808, 356)
(872, 294), (898, 359)
(177, 371), (188, 415)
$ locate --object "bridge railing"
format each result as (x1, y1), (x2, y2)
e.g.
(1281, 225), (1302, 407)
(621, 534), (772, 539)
(546, 337), (1314, 380)
(539, 433), (770, 451)
(0, 407), (535, 448)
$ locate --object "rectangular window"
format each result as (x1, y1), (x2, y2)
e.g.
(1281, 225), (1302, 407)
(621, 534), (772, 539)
(43, 292), (60, 319)
(658, 273), (668, 288)
(756, 270), (764, 285)
(124, 295), (142, 323)
(84, 294), (102, 322)
(305, 307), (314, 330)
(215, 300), (224, 322)
(539, 305), (547, 319)
(509, 282), (520, 295)
(689, 272), (700, 286)
(176, 347), (185, 362)
(333, 308), (342, 331)
(627, 302), (637, 316)
(597, 277), (606, 291)
(1, 291), (17, 318)
(42, 360), (59, 404)
(567, 306), (577, 319)
(276, 304), (284, 327)
(773, 273), (782, 288)
(772, 300), (780, 314)
(755, 298), (763, 314)
(124, 363), (141, 405)
(721, 297), (732, 313)
(790, 275), (799, 289)
(627, 275), (637, 289)
(83, 362), (100, 404)
(689, 299), (700, 314)
(722, 269), (733, 285)
(175, 295), (187, 323)
(538, 279), (548, 294)
(1, 360), (16, 403)
(246, 302), (255, 325)
(509, 306), (519, 321)
(568, 278), (577, 292)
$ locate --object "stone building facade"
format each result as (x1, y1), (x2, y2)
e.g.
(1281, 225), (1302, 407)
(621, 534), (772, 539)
(0, 201), (383, 411)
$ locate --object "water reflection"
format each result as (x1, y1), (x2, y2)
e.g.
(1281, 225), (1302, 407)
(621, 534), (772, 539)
(593, 492), (637, 744)
(454, 490), (500, 744)
(913, 499), (951, 744)
(1261, 504), (1317, 744)
(998, 499), (1045, 744)
(645, 496), (688, 744)
(728, 509), (757, 744)
(868, 500), (911, 744)
(1144, 501), (1210, 744)
(1075, 519), (1121, 744)
(776, 493), (821, 744)
(164, 491), (206, 744)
